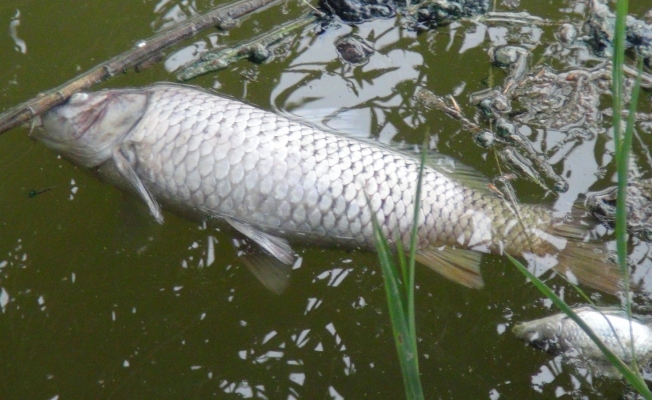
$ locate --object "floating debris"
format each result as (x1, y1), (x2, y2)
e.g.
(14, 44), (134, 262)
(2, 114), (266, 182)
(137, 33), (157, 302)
(419, 86), (568, 193)
(334, 34), (374, 66)
(586, 178), (652, 241)
(28, 187), (54, 198)
(177, 14), (319, 81)
(320, 0), (394, 23)
(409, 0), (490, 29)
(588, 0), (652, 67)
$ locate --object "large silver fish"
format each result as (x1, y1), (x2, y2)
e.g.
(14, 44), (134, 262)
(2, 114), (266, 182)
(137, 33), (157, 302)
(513, 306), (652, 375)
(31, 83), (619, 293)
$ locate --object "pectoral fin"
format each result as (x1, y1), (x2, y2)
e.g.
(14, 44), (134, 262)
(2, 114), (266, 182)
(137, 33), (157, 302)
(225, 218), (296, 265)
(416, 247), (484, 289)
(113, 147), (163, 224)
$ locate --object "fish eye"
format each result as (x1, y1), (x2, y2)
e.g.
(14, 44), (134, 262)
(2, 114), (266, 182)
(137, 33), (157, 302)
(69, 92), (90, 104)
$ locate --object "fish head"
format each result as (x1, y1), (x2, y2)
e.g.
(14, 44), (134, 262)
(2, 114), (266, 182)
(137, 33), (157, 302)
(512, 315), (565, 353)
(32, 89), (148, 168)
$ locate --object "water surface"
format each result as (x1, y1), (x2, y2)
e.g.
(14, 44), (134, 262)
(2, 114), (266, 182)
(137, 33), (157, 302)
(1, 0), (651, 398)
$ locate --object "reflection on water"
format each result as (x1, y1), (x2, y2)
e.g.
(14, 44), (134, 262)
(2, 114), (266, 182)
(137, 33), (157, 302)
(0, 238), (27, 313)
(151, 0), (199, 31)
(1, 0), (651, 398)
(9, 10), (27, 54)
(529, 354), (609, 398)
(271, 18), (422, 141)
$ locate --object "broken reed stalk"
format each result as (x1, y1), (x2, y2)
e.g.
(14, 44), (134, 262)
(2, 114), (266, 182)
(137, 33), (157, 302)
(0, 0), (280, 136)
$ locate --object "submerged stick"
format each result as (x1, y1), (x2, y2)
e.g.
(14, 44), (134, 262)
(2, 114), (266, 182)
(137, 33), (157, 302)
(0, 0), (279, 136)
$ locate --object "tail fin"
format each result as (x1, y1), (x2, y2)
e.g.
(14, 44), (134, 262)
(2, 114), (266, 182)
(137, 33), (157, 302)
(554, 241), (622, 295)
(537, 207), (622, 295)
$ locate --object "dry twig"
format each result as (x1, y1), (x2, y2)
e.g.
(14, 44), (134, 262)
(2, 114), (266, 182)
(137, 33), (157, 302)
(415, 88), (482, 133)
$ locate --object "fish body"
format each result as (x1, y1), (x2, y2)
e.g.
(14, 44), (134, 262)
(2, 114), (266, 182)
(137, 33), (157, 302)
(513, 307), (652, 370)
(31, 83), (618, 293)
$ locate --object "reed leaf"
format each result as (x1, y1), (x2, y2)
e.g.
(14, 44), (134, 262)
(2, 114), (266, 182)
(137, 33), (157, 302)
(611, 0), (627, 159)
(370, 211), (424, 399)
(407, 143), (428, 355)
(617, 57), (644, 372)
(369, 143), (428, 399)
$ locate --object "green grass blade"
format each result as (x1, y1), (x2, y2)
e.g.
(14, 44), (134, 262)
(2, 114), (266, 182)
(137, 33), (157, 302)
(371, 209), (406, 309)
(370, 210), (424, 399)
(616, 58), (643, 274)
(368, 193), (406, 301)
(406, 141), (428, 356)
(612, 0), (644, 376)
(395, 236), (410, 316)
(617, 56), (644, 374)
(368, 135), (428, 399)
(508, 255), (652, 399)
(614, 1), (631, 276)
(612, 0), (628, 158)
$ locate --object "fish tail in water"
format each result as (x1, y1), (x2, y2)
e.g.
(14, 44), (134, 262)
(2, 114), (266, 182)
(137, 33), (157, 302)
(553, 240), (622, 295)
(506, 205), (623, 295)
(548, 214), (622, 295)
(411, 202), (623, 294)
(413, 232), (622, 294)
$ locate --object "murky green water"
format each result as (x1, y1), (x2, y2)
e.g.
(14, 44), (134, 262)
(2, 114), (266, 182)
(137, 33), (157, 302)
(1, 0), (652, 398)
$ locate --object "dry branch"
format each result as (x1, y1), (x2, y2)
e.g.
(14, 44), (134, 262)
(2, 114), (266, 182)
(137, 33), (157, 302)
(0, 0), (280, 136)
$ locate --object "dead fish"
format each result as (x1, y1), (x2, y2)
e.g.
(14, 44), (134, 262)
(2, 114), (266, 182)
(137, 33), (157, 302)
(513, 306), (652, 374)
(30, 83), (620, 294)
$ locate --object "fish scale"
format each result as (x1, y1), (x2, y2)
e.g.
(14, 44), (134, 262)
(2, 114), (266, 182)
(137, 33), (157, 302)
(33, 83), (620, 294)
(130, 85), (537, 250)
